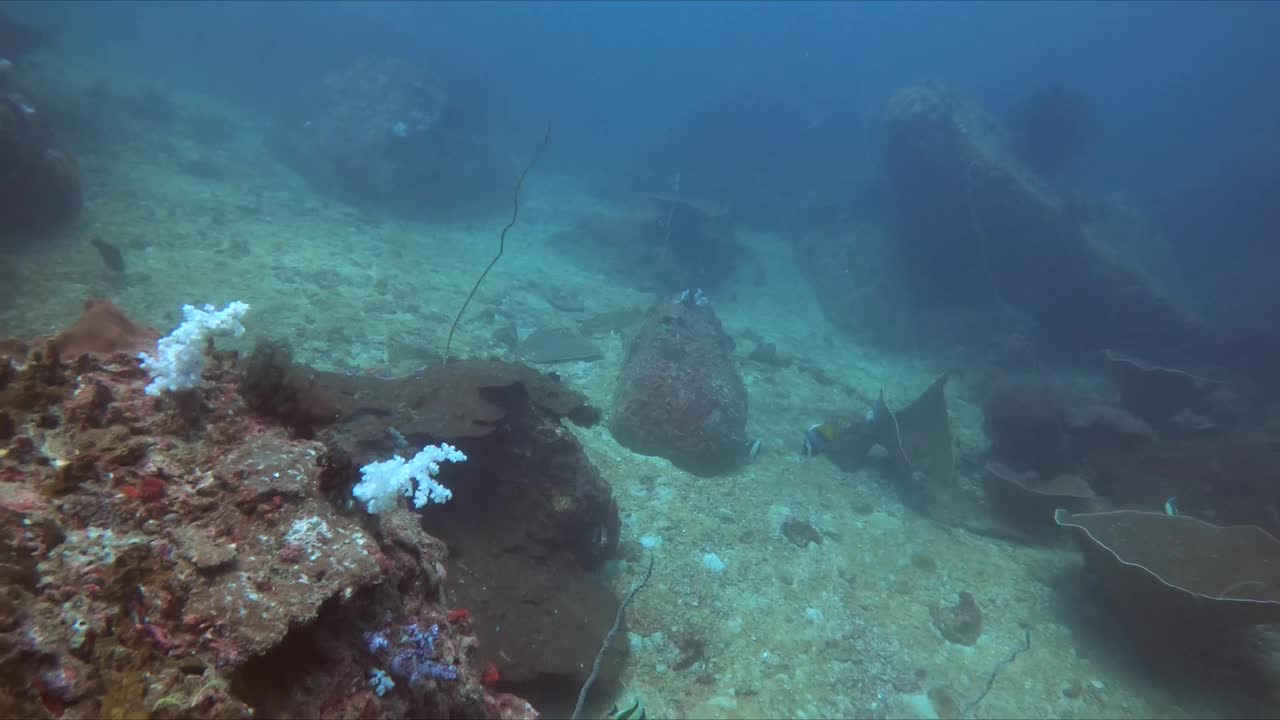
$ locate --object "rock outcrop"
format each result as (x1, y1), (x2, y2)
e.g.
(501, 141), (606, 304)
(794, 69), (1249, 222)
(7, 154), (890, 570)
(266, 55), (508, 219)
(881, 84), (1203, 350)
(610, 297), (748, 476)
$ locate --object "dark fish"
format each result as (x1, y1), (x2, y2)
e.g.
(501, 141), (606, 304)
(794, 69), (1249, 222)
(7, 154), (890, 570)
(91, 235), (125, 272)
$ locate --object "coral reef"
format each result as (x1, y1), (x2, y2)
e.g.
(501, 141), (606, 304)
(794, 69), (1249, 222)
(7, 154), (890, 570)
(0, 307), (552, 718)
(610, 297), (748, 476)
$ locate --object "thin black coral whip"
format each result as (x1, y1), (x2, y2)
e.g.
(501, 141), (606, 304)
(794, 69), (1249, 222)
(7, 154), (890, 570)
(443, 124), (551, 363)
(571, 554), (655, 720)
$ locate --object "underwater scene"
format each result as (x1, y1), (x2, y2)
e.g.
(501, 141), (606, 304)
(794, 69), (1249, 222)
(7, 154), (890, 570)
(2, 1), (1280, 718)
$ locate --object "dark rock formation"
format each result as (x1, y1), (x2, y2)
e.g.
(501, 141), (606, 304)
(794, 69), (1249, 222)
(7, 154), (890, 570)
(311, 359), (624, 711)
(0, 10), (47, 60)
(1009, 84), (1096, 176)
(610, 298), (748, 476)
(1103, 349), (1243, 432)
(0, 314), (538, 719)
(1089, 431), (1280, 533)
(1, 79), (82, 237)
(317, 359), (614, 570)
(981, 375), (1071, 476)
(442, 544), (627, 716)
(546, 195), (746, 294)
(647, 192), (743, 291)
(788, 214), (921, 350)
(239, 339), (339, 439)
(266, 56), (508, 219)
(882, 84), (1202, 350)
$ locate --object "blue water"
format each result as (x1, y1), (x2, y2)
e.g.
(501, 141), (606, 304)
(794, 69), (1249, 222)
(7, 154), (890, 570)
(4, 1), (1280, 718)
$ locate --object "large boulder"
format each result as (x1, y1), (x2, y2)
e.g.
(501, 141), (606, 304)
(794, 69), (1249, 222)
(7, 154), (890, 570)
(311, 358), (626, 712)
(266, 56), (509, 219)
(882, 84), (1203, 350)
(610, 296), (748, 476)
(314, 359), (615, 570)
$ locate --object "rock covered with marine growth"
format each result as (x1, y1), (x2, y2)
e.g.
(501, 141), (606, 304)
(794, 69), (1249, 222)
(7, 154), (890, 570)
(610, 295), (748, 476)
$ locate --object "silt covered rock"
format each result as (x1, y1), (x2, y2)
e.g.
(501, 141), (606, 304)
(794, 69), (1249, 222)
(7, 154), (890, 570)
(610, 296), (748, 476)
(266, 55), (508, 219)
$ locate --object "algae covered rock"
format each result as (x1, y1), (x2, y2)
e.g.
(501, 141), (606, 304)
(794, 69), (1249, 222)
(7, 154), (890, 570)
(610, 296), (748, 476)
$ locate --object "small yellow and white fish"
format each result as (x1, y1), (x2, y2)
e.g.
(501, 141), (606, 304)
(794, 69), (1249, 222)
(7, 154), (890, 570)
(802, 422), (837, 457)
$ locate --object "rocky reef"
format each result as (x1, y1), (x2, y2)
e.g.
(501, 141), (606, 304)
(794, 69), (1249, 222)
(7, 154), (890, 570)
(881, 84), (1200, 350)
(793, 83), (1202, 354)
(0, 300), (629, 718)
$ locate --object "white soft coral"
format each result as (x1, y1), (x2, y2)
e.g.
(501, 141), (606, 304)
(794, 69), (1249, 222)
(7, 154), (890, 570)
(353, 444), (468, 514)
(139, 301), (250, 396)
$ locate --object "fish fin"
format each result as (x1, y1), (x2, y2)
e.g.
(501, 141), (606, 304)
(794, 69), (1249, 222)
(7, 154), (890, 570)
(614, 699), (642, 720)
